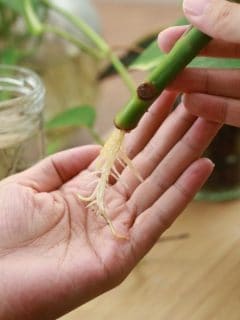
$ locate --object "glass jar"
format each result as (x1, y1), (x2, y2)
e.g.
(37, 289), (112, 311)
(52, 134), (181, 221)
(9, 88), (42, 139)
(25, 0), (101, 150)
(196, 126), (240, 201)
(0, 65), (45, 180)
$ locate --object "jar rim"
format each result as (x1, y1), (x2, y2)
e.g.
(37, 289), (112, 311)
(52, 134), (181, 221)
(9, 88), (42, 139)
(0, 64), (45, 108)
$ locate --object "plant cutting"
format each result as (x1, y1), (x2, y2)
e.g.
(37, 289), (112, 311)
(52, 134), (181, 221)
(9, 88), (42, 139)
(81, 0), (240, 234)
(78, 26), (213, 237)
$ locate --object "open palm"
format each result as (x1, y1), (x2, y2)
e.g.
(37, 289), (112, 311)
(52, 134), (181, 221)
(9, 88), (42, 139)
(0, 92), (220, 320)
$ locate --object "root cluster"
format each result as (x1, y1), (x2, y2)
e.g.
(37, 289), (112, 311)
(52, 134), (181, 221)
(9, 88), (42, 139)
(78, 129), (142, 238)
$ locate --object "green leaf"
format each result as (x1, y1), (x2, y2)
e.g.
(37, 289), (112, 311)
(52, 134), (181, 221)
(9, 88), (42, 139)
(189, 57), (240, 68)
(131, 43), (240, 71)
(130, 40), (162, 71)
(130, 17), (189, 71)
(45, 106), (96, 130)
(0, 0), (43, 15)
(130, 16), (240, 71)
(131, 44), (240, 71)
(0, 47), (22, 65)
(46, 139), (63, 155)
(0, 0), (24, 14)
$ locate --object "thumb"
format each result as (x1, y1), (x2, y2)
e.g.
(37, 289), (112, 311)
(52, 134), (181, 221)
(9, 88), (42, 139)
(183, 0), (240, 42)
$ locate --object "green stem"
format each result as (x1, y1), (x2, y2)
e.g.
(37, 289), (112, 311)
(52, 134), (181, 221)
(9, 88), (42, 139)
(0, 6), (6, 34)
(23, 0), (44, 36)
(115, 27), (212, 131)
(88, 128), (104, 145)
(40, 0), (136, 94)
(43, 25), (103, 60)
(42, 0), (108, 53)
(107, 51), (136, 95)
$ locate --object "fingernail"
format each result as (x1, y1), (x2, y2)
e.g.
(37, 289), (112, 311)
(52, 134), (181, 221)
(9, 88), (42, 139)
(183, 0), (210, 16)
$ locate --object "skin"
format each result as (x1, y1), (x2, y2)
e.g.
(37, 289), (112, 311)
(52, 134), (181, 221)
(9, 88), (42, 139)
(158, 0), (240, 127)
(0, 91), (220, 320)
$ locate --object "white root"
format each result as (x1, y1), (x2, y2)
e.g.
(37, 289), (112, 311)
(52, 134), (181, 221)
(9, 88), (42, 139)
(78, 129), (142, 238)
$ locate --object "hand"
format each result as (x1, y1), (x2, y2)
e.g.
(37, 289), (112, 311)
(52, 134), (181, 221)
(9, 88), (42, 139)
(182, 0), (240, 42)
(158, 0), (240, 127)
(0, 91), (219, 320)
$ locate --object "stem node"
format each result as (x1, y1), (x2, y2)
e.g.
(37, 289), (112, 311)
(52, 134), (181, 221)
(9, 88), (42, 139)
(137, 82), (158, 101)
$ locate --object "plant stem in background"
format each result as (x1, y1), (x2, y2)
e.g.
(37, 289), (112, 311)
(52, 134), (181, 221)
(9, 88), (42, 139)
(40, 0), (136, 94)
(24, 0), (136, 93)
(43, 25), (103, 60)
(87, 128), (104, 146)
(23, 0), (44, 35)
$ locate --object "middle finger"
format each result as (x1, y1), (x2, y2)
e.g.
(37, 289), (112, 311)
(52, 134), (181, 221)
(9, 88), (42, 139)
(169, 68), (240, 100)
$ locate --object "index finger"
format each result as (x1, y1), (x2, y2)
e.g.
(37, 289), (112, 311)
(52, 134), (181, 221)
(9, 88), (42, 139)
(158, 25), (240, 58)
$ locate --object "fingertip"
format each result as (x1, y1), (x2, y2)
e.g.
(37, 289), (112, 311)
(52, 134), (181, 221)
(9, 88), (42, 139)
(182, 93), (187, 105)
(195, 157), (215, 186)
(182, 93), (205, 117)
(182, 93), (222, 125)
(182, 93), (194, 114)
(189, 157), (215, 176)
(200, 157), (215, 172)
(183, 0), (240, 43)
(158, 29), (172, 53)
(196, 157), (215, 187)
(158, 26), (189, 52)
(180, 158), (215, 195)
